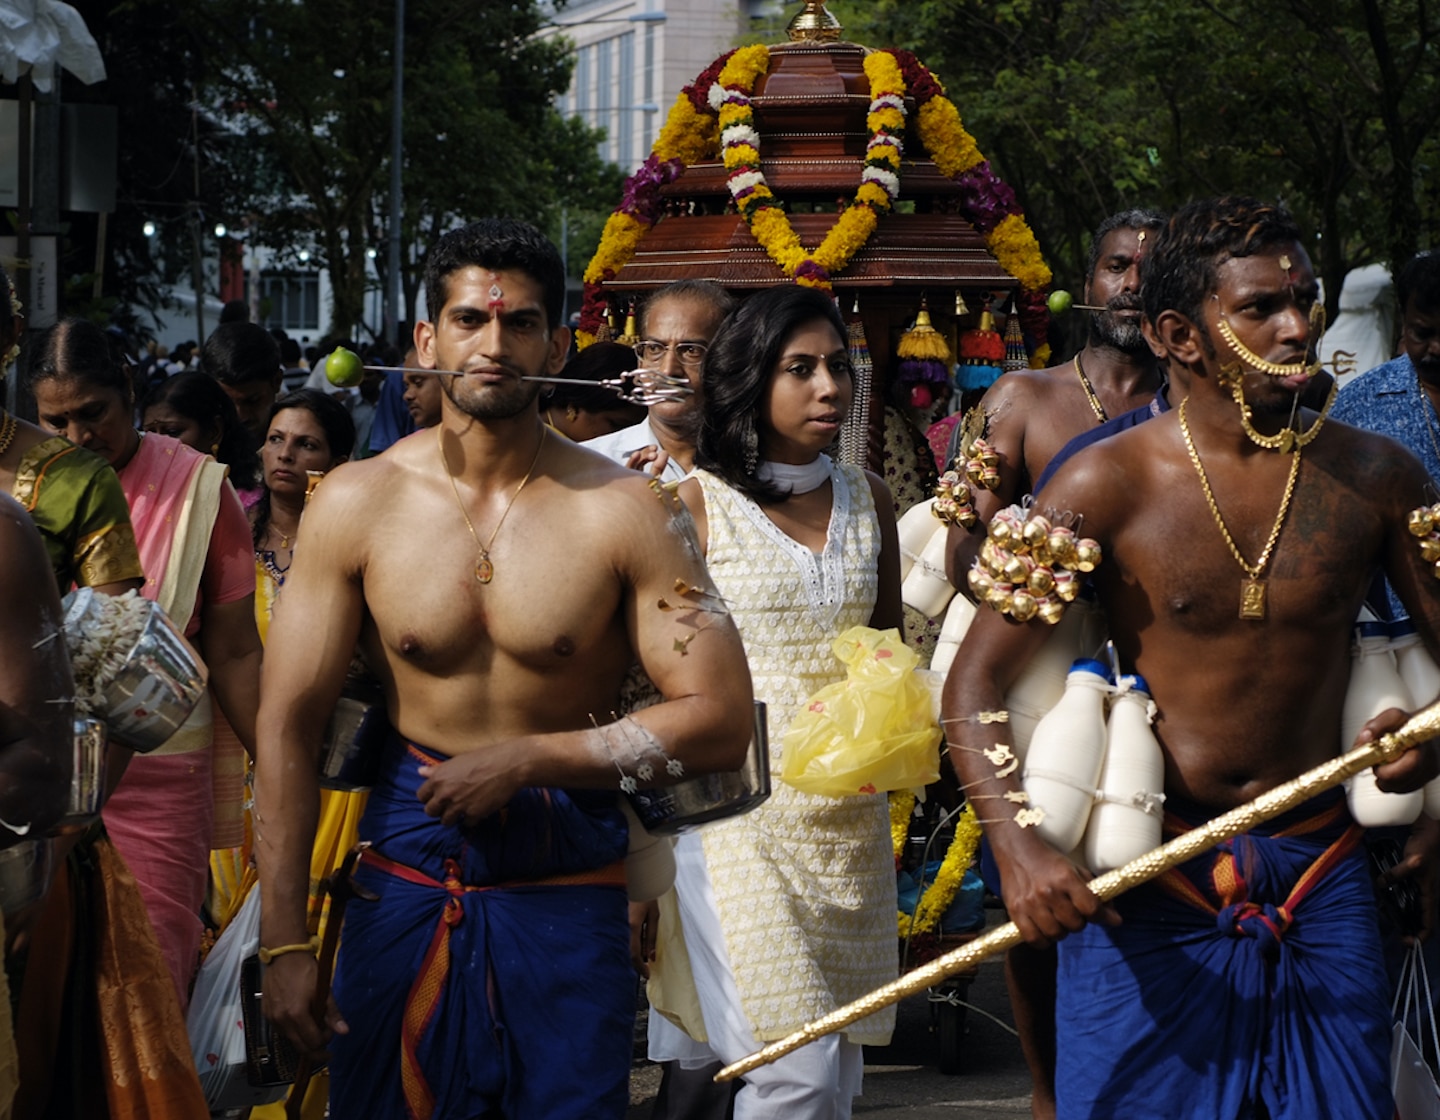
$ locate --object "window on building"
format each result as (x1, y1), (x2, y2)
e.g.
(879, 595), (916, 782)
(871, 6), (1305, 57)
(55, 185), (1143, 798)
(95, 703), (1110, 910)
(261, 272), (320, 333)
(618, 31), (635, 168)
(596, 35), (613, 163)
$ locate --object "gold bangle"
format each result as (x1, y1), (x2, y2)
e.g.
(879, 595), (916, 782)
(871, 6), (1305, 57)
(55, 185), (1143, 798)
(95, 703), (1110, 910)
(257, 936), (320, 965)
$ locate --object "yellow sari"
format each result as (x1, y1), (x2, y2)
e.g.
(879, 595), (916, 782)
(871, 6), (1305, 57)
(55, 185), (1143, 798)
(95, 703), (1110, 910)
(211, 555), (369, 1120)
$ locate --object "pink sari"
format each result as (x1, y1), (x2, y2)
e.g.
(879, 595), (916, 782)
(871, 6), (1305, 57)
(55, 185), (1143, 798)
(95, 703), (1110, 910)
(103, 433), (224, 1009)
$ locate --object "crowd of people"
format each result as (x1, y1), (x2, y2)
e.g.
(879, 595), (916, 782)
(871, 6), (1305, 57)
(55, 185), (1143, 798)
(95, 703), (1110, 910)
(0, 196), (1437, 1120)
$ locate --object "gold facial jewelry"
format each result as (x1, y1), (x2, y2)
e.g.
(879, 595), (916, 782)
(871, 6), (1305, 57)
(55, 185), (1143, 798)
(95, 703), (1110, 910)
(439, 424), (547, 584)
(0, 410), (16, 458)
(1178, 395), (1301, 620)
(1227, 372), (1336, 453)
(1073, 355), (1108, 423)
(1213, 309), (1322, 381)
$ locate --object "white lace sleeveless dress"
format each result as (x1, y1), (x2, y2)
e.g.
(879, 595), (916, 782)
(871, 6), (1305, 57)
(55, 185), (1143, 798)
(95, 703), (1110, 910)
(691, 463), (897, 1045)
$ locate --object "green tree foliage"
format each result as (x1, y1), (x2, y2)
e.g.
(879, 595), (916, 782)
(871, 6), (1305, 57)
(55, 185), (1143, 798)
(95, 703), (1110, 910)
(851, 0), (1438, 315)
(158, 0), (619, 338)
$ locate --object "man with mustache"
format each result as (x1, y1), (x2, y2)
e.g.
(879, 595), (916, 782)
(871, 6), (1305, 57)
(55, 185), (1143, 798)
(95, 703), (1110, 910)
(942, 208), (1164, 1119)
(254, 218), (753, 1118)
(1332, 251), (1440, 624)
(945, 197), (1440, 1120)
(945, 210), (1166, 590)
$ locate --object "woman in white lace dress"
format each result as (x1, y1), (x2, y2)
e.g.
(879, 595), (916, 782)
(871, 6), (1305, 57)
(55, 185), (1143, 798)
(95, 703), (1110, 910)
(651, 285), (903, 1118)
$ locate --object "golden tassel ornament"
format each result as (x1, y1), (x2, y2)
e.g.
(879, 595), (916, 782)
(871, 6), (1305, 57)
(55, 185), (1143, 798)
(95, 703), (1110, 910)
(615, 300), (640, 347)
(896, 298), (952, 364)
(714, 699), (1440, 1082)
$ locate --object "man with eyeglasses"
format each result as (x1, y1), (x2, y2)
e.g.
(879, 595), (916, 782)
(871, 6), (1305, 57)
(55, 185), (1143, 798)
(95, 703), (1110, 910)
(583, 280), (735, 482)
(1333, 250), (1440, 624)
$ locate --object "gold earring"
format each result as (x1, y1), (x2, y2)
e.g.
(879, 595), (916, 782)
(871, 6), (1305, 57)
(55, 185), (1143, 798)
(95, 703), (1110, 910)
(210, 441), (220, 455)
(566, 404), (578, 422)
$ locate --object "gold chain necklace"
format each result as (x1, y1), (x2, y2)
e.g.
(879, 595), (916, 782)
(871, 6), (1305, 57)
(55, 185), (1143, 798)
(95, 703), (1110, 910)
(1178, 396), (1302, 621)
(439, 424), (547, 584)
(0, 410), (15, 457)
(1073, 355), (1108, 423)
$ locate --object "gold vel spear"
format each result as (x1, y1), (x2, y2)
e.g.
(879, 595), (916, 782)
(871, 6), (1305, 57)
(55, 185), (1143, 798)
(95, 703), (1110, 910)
(716, 701), (1440, 1082)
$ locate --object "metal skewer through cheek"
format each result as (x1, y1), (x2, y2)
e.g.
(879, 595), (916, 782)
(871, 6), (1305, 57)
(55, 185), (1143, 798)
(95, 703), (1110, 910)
(361, 365), (692, 406)
(712, 699), (1440, 1082)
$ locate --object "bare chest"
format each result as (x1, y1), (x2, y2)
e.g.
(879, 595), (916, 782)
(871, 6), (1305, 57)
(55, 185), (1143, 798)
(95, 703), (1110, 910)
(1106, 471), (1378, 635)
(360, 497), (627, 675)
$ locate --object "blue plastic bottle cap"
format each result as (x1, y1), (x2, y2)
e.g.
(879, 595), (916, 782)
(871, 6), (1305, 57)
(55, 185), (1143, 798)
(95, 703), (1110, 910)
(1119, 673), (1150, 697)
(1069, 658), (1113, 681)
(1355, 620), (1391, 642)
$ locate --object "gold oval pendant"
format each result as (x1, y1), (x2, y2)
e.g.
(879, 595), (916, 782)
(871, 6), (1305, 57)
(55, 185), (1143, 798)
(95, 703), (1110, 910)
(475, 555), (494, 584)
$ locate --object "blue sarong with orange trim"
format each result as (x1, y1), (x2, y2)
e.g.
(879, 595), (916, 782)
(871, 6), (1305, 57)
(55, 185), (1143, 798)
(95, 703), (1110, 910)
(1054, 788), (1391, 1120)
(329, 728), (632, 1119)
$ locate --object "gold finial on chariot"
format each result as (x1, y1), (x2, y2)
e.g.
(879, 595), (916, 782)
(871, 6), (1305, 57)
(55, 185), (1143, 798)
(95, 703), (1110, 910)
(787, 0), (842, 42)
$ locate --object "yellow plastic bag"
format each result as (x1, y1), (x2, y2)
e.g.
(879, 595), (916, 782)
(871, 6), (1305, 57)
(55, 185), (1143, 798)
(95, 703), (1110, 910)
(781, 626), (942, 798)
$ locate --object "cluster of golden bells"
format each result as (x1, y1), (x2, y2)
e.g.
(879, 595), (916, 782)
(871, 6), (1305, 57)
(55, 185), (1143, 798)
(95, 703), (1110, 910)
(931, 437), (1000, 530)
(1407, 502), (1440, 576)
(969, 507), (1101, 625)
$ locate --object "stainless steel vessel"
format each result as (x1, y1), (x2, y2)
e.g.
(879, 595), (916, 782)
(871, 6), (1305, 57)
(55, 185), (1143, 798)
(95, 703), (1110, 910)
(627, 701), (771, 835)
(56, 716), (108, 829)
(317, 676), (387, 791)
(64, 590), (209, 753)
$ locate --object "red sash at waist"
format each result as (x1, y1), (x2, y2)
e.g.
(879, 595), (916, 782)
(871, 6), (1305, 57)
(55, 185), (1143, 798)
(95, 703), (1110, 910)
(359, 847), (625, 1119)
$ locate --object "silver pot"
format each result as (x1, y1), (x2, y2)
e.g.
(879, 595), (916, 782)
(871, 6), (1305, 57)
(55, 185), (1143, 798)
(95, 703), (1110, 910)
(55, 717), (108, 829)
(318, 676), (387, 791)
(0, 838), (55, 916)
(627, 701), (771, 835)
(64, 590), (209, 753)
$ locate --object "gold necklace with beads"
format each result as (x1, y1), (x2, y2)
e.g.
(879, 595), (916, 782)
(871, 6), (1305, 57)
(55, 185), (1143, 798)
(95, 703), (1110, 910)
(1178, 395), (1301, 621)
(438, 424), (547, 584)
(0, 410), (15, 457)
(1073, 355), (1108, 423)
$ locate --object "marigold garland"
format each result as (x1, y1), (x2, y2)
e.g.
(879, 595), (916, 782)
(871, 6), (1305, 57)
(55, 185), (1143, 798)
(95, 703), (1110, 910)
(890, 789), (916, 866)
(896, 801), (983, 939)
(578, 43), (1054, 366)
(713, 45), (905, 291)
(654, 92), (717, 166)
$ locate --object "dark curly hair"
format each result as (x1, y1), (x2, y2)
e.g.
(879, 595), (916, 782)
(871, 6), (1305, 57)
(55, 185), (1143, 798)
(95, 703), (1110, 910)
(1140, 196), (1304, 340)
(200, 321), (282, 387)
(696, 285), (847, 502)
(423, 218), (566, 331)
(142, 371), (261, 491)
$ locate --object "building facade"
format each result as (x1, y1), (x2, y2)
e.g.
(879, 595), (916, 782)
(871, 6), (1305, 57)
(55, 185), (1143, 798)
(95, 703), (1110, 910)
(546, 0), (778, 175)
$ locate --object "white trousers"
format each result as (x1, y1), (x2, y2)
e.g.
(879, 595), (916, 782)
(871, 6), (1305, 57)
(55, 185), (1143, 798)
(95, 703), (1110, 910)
(648, 834), (864, 1120)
